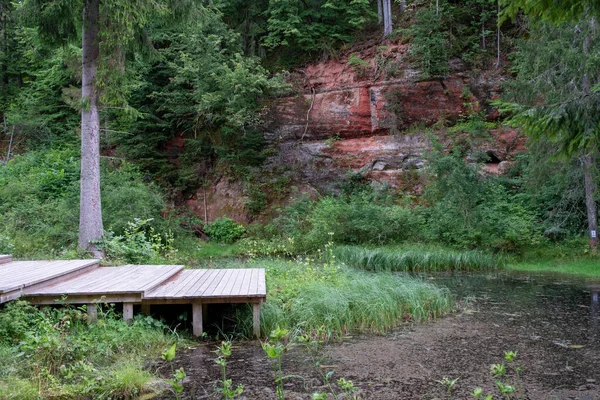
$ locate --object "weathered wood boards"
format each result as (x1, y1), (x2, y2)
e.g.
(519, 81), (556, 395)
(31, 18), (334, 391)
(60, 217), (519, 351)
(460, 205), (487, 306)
(0, 255), (12, 265)
(0, 258), (267, 338)
(0, 259), (100, 303)
(24, 264), (184, 304)
(144, 268), (266, 301)
(143, 268), (266, 338)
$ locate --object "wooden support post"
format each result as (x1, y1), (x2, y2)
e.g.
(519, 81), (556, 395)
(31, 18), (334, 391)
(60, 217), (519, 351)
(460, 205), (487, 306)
(253, 302), (261, 339)
(141, 303), (151, 316)
(192, 302), (203, 337)
(123, 302), (133, 323)
(87, 303), (97, 324)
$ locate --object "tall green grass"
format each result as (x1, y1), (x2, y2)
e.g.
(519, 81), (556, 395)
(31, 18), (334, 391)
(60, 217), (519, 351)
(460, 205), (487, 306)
(334, 245), (502, 272)
(236, 259), (453, 338)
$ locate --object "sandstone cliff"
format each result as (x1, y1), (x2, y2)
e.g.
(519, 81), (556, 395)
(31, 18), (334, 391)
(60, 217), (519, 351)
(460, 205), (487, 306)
(185, 41), (526, 223)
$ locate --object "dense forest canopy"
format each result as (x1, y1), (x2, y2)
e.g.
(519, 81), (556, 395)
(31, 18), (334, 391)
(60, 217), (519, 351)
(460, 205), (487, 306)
(0, 0), (598, 255)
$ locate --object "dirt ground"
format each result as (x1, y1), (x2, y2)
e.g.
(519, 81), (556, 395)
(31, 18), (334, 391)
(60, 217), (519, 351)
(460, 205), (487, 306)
(160, 275), (600, 399)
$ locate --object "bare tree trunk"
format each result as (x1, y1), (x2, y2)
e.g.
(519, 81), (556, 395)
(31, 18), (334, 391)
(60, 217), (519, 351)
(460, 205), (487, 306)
(399, 0), (406, 13)
(482, 18), (486, 49)
(496, 1), (501, 68)
(383, 0), (392, 38)
(377, 0), (382, 24)
(79, 0), (103, 255)
(582, 17), (598, 251)
(582, 152), (598, 250)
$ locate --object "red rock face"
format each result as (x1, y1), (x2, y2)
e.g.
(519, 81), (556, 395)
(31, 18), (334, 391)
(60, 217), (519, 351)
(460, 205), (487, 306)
(175, 42), (523, 223)
(266, 42), (483, 141)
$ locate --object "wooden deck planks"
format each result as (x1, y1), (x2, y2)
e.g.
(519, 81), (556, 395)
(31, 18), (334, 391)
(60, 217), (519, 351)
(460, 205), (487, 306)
(0, 260), (100, 294)
(0, 254), (12, 264)
(0, 260), (74, 286)
(1, 256), (265, 315)
(25, 265), (184, 296)
(144, 268), (266, 300)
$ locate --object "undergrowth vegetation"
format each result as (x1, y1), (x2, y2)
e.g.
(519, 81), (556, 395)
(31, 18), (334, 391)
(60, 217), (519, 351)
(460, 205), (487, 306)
(0, 147), (171, 258)
(0, 301), (178, 399)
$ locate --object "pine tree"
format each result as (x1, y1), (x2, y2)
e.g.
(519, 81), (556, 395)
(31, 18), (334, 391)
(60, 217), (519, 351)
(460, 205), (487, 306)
(499, 18), (600, 248)
(22, 0), (191, 254)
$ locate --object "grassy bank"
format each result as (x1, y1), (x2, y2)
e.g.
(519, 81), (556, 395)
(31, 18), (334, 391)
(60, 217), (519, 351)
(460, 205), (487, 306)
(232, 257), (453, 339)
(507, 258), (600, 279)
(0, 301), (178, 399)
(334, 245), (502, 273)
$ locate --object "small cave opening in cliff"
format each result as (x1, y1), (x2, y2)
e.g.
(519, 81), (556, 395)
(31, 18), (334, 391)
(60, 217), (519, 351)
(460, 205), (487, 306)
(485, 150), (501, 164)
(483, 150), (501, 174)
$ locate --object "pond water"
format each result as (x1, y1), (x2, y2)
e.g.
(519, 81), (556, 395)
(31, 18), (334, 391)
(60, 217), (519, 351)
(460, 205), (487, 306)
(165, 272), (600, 399)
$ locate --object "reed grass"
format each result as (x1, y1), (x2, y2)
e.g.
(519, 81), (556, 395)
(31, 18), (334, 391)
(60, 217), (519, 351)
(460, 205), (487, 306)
(334, 245), (502, 273)
(237, 259), (453, 338)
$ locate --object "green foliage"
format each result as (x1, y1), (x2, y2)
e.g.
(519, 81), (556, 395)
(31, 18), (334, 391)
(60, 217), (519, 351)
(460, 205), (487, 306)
(498, 19), (600, 156)
(112, 7), (286, 190)
(499, 0), (600, 24)
(424, 150), (541, 251)
(347, 52), (370, 76)
(0, 236), (15, 254)
(215, 341), (244, 399)
(162, 343), (186, 399)
(0, 301), (177, 399)
(335, 245), (502, 272)
(0, 147), (171, 257)
(205, 217), (246, 244)
(409, 4), (450, 77)
(262, 0), (376, 56)
(269, 194), (425, 253)
(516, 146), (588, 237)
(261, 327), (290, 400)
(96, 218), (176, 263)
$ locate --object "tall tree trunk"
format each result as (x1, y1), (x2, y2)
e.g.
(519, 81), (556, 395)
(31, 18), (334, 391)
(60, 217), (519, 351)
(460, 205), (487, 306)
(79, 0), (103, 255)
(582, 16), (598, 251)
(496, 1), (501, 68)
(377, 0), (382, 24)
(482, 18), (486, 49)
(399, 0), (406, 13)
(583, 152), (598, 250)
(383, 0), (392, 38)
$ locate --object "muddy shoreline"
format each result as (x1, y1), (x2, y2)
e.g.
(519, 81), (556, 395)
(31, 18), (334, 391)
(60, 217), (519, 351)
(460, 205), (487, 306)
(160, 274), (600, 399)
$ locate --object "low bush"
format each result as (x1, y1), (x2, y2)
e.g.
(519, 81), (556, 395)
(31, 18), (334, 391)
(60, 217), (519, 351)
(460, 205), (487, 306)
(96, 218), (176, 263)
(205, 216), (245, 244)
(424, 152), (542, 252)
(335, 245), (502, 273)
(268, 194), (425, 253)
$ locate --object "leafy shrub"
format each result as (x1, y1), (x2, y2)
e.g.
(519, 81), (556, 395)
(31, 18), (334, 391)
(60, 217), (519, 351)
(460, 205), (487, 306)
(409, 5), (450, 77)
(424, 152), (541, 251)
(0, 301), (175, 399)
(268, 194), (425, 253)
(96, 218), (175, 263)
(0, 236), (14, 254)
(205, 217), (245, 244)
(0, 301), (41, 345)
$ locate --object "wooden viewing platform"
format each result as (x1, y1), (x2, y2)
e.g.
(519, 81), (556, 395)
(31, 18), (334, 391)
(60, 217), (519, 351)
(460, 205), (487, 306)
(0, 255), (266, 337)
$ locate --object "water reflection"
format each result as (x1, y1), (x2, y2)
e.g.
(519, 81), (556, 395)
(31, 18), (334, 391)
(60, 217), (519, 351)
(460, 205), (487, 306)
(592, 290), (599, 335)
